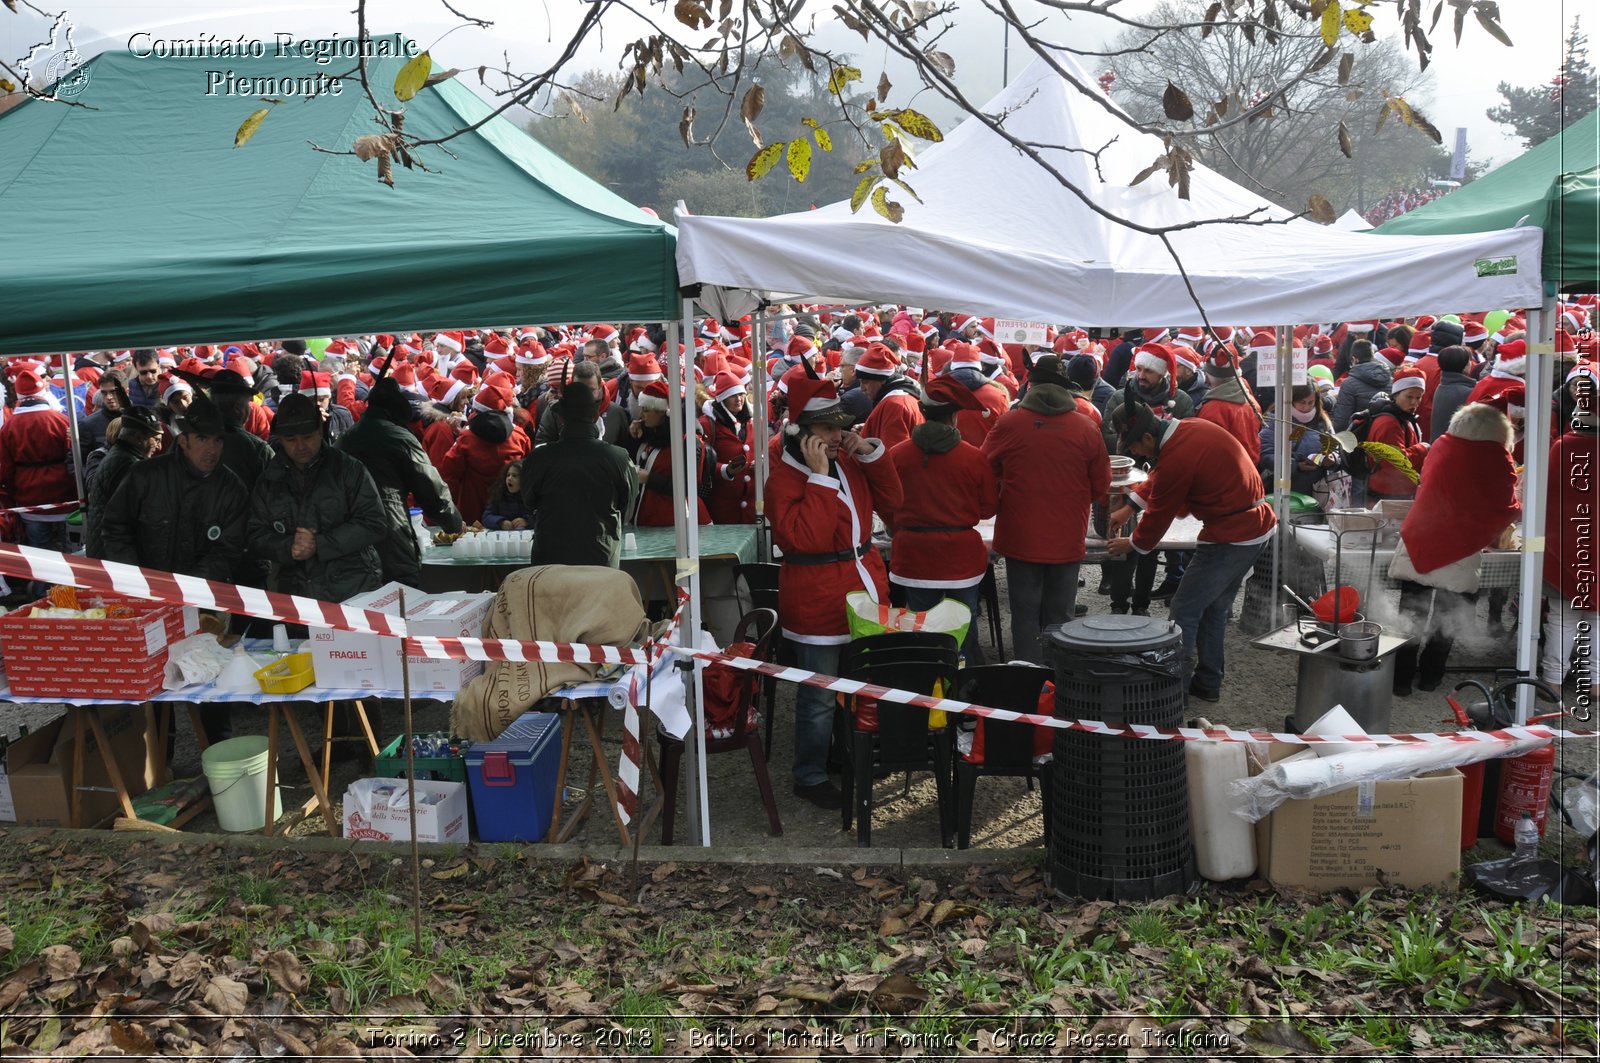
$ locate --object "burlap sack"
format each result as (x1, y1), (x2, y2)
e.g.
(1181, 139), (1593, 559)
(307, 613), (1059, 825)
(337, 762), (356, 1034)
(451, 565), (650, 741)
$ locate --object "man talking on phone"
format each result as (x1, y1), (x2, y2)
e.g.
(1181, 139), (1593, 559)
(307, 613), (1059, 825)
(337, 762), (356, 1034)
(765, 367), (903, 808)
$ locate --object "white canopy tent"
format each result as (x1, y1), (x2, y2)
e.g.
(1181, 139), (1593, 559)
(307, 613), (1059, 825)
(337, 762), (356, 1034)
(1333, 209), (1375, 232)
(676, 54), (1541, 325)
(677, 51), (1556, 718)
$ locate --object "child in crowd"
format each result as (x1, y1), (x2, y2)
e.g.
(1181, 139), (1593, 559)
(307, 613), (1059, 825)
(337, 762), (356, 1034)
(481, 460), (531, 530)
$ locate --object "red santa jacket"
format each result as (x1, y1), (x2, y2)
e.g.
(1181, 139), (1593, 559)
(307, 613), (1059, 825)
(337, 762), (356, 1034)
(955, 381), (1012, 447)
(885, 427), (999, 588)
(862, 382), (923, 453)
(1194, 379), (1262, 464)
(1411, 352), (1442, 431)
(1398, 422), (1519, 576)
(334, 377), (366, 422)
(983, 389), (1110, 564)
(1131, 418), (1276, 553)
(422, 415), (459, 469)
(244, 400), (274, 441)
(767, 441), (902, 644)
(1545, 423), (1597, 603)
(0, 402), (74, 508)
(1365, 407), (1429, 499)
(438, 416), (530, 524)
(631, 433), (712, 527)
(700, 412), (756, 525)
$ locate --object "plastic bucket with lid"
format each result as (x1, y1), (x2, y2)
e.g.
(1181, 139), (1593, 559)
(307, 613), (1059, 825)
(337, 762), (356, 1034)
(201, 735), (282, 832)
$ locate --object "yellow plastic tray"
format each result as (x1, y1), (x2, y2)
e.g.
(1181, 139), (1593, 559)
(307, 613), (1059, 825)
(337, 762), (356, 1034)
(254, 652), (314, 694)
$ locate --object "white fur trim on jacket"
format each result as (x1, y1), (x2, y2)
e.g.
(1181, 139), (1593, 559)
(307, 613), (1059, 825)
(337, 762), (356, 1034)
(1388, 536), (1482, 594)
(1447, 402), (1514, 448)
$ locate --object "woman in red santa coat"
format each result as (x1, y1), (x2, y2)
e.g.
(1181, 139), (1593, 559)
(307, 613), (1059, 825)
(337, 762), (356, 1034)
(1363, 367), (1430, 502)
(858, 343), (924, 451)
(699, 370), (757, 525)
(438, 383), (529, 524)
(627, 378), (711, 527)
(1387, 401), (1520, 694)
(885, 376), (1000, 663)
(766, 371), (902, 808)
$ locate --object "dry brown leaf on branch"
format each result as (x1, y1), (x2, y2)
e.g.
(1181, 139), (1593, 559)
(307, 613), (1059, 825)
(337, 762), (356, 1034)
(1163, 81), (1195, 121)
(679, 103), (697, 148)
(1338, 121), (1354, 157)
(1307, 194), (1336, 224)
(740, 84), (765, 147)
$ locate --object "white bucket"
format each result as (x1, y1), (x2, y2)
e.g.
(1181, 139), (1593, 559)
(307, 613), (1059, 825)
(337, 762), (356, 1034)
(201, 735), (283, 832)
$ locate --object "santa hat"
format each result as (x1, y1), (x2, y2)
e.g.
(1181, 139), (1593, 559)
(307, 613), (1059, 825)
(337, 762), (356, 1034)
(1141, 327), (1171, 345)
(515, 341), (552, 367)
(75, 366), (102, 387)
(1312, 335), (1334, 357)
(471, 383), (513, 414)
(391, 363), (422, 392)
(783, 373), (852, 431)
(1389, 366), (1427, 394)
(1565, 361), (1599, 390)
(1555, 330), (1578, 357)
(1493, 339), (1528, 377)
(1174, 326), (1205, 347)
(1407, 330), (1432, 358)
(977, 317), (996, 340)
(1478, 384), (1527, 422)
(1378, 346), (1407, 367)
(974, 338), (1005, 368)
(855, 344), (900, 378)
(434, 331), (464, 355)
(786, 334), (815, 360)
(627, 353), (663, 383)
(483, 335), (511, 360)
(450, 362), (480, 386)
(1247, 331), (1276, 357)
(1347, 320), (1377, 335)
(11, 369), (46, 398)
(927, 347), (955, 379)
(590, 324), (619, 345)
(901, 331), (927, 356)
(952, 314), (981, 335)
(1560, 305), (1588, 333)
(948, 342), (983, 372)
(1413, 315), (1437, 331)
(429, 378), (466, 406)
(298, 370), (332, 398)
(1200, 344), (1237, 379)
(1461, 320), (1489, 345)
(227, 355), (255, 379)
(1132, 343), (1177, 397)
(921, 376), (983, 412)
(626, 326), (657, 353)
(160, 376), (192, 406)
(636, 377), (671, 413)
(157, 350), (177, 368)
(1171, 344), (1203, 377)
(709, 370), (745, 405)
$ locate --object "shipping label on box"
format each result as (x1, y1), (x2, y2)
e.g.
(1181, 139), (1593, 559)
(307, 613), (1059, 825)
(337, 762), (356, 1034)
(1257, 745), (1462, 891)
(343, 778), (468, 843)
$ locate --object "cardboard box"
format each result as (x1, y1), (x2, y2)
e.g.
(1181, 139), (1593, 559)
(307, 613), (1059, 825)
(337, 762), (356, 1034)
(2, 710), (160, 827)
(342, 777), (468, 843)
(310, 583), (491, 693)
(1255, 745), (1462, 891)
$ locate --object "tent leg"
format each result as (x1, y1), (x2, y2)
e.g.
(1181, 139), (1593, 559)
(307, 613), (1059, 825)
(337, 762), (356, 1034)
(1514, 296), (1556, 724)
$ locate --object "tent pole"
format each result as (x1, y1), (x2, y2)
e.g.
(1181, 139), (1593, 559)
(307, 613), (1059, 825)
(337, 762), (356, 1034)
(663, 320), (704, 846)
(1271, 326), (1292, 625)
(1514, 295), (1557, 724)
(682, 297), (711, 846)
(753, 308), (769, 562)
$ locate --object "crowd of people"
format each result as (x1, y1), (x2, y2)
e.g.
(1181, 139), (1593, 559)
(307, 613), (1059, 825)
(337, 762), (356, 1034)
(1361, 184), (1453, 227)
(0, 301), (1595, 808)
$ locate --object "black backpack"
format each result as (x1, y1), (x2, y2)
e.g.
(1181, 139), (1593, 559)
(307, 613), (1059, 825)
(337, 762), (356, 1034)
(1342, 398), (1399, 479)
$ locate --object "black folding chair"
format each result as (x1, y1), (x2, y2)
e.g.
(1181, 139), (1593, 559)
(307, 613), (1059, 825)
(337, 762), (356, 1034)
(951, 664), (1055, 850)
(836, 632), (960, 848)
(735, 562), (785, 758)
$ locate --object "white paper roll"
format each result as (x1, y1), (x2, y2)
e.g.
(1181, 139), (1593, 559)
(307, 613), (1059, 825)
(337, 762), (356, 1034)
(1305, 704), (1366, 759)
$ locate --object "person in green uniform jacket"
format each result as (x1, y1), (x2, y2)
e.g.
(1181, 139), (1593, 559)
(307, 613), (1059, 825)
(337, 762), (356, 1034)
(336, 378), (464, 587)
(84, 405), (162, 558)
(247, 393), (387, 603)
(520, 382), (639, 567)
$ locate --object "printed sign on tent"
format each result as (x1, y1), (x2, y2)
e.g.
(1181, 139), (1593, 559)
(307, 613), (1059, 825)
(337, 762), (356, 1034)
(993, 319), (1050, 346)
(1257, 346), (1308, 389)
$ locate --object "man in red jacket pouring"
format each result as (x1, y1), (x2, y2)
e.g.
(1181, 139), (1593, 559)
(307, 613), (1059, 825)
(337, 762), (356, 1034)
(767, 368), (903, 808)
(1106, 387), (1276, 703)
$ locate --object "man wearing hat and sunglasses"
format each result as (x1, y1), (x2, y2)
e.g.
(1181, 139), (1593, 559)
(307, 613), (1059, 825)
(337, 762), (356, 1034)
(99, 392), (251, 744)
(767, 366), (903, 809)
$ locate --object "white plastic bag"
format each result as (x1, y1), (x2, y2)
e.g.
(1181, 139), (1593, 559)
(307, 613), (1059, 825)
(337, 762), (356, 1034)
(162, 633), (235, 689)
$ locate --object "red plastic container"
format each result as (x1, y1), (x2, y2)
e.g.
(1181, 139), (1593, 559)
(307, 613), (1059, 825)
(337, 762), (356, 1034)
(0, 595), (183, 700)
(1311, 586), (1361, 625)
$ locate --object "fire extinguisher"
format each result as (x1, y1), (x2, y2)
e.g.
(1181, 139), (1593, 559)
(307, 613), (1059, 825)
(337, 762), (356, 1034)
(1485, 677), (1566, 845)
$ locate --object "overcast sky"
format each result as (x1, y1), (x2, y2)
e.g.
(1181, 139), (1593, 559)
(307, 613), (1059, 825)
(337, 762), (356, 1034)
(1, 1), (1575, 168)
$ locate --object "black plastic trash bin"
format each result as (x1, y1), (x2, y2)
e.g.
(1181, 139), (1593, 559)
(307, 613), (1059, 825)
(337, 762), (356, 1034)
(1046, 614), (1196, 901)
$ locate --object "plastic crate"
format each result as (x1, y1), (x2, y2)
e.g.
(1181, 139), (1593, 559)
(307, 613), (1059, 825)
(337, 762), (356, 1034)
(374, 733), (470, 784)
(465, 711), (563, 842)
(0, 594), (182, 700)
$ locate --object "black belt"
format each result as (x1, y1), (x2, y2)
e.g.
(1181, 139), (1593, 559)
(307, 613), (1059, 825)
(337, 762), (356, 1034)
(786, 543), (872, 566)
(901, 525), (970, 534)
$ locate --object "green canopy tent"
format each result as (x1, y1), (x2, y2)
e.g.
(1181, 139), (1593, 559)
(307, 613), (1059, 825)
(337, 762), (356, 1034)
(1378, 111), (1598, 725)
(0, 38), (679, 354)
(1377, 110), (1598, 289)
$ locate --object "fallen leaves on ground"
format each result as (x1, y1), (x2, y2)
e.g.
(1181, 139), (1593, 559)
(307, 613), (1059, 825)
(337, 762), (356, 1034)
(0, 830), (1591, 1057)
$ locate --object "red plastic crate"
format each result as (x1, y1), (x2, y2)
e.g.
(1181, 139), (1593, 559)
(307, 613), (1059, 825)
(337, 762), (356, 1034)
(0, 595), (180, 700)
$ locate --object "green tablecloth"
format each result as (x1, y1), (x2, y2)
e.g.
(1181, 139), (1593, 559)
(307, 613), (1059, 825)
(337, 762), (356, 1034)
(421, 524), (757, 567)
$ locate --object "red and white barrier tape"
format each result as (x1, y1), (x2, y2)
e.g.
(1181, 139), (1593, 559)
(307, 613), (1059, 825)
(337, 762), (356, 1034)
(617, 594), (691, 828)
(0, 502), (79, 517)
(2, 543), (1593, 749)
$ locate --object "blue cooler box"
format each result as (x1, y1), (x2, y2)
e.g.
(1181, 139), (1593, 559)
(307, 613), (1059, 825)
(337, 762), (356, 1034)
(465, 711), (563, 842)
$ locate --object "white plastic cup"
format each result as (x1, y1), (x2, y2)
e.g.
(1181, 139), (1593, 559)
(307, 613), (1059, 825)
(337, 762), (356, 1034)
(271, 624), (291, 653)
(624, 532), (639, 552)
